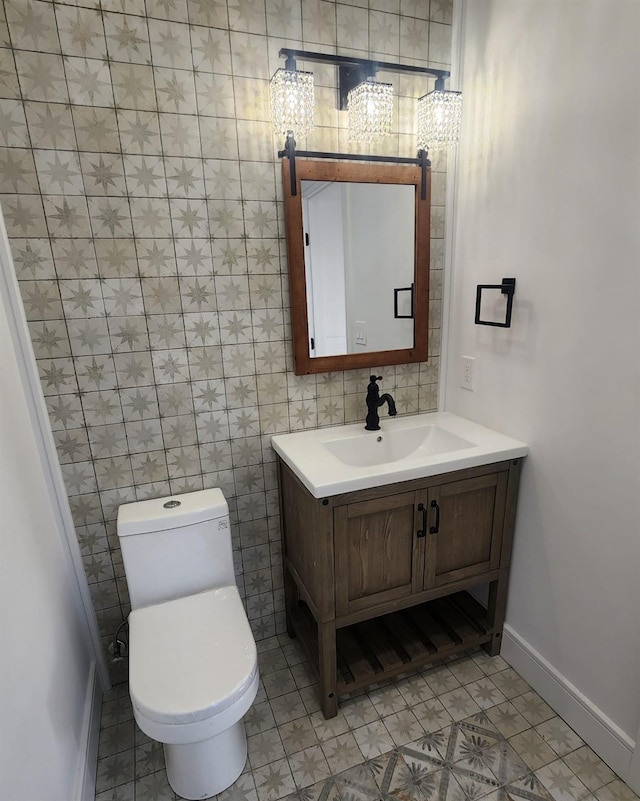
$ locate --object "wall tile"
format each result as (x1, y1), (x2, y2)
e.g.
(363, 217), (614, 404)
(15, 50), (70, 102)
(103, 12), (151, 65)
(55, 5), (107, 58)
(0, 98), (28, 146)
(3, 0), (453, 681)
(5, 0), (60, 53)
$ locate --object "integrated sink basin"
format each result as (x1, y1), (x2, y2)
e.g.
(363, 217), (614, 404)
(271, 412), (528, 498)
(323, 425), (474, 468)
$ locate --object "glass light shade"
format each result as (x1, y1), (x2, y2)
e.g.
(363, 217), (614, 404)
(347, 79), (393, 143)
(269, 68), (315, 138)
(417, 89), (462, 150)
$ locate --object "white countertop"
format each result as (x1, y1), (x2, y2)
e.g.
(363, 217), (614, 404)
(271, 412), (529, 498)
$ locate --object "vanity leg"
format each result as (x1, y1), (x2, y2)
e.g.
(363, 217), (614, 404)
(318, 621), (338, 718)
(283, 566), (297, 639)
(484, 574), (509, 657)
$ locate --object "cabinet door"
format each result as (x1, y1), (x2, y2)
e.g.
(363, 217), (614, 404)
(334, 492), (422, 617)
(424, 472), (508, 588)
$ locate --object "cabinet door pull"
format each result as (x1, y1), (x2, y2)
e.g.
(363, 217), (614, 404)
(430, 499), (440, 534)
(416, 503), (427, 538)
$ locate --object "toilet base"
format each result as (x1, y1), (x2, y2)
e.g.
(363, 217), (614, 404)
(164, 719), (247, 800)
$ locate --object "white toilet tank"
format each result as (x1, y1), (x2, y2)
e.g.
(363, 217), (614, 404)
(117, 489), (235, 610)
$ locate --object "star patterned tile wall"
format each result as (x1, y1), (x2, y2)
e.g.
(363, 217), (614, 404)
(0, 0), (452, 681)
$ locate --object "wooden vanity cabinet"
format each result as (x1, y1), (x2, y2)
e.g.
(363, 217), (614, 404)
(277, 457), (523, 718)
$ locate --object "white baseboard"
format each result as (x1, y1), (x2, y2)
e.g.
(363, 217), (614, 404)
(502, 625), (635, 785)
(73, 663), (102, 801)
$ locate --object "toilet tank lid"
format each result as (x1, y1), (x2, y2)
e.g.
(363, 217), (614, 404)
(117, 489), (228, 537)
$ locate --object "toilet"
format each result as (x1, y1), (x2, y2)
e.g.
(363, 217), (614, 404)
(117, 489), (259, 800)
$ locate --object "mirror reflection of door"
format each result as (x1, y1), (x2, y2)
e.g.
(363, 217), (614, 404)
(302, 182), (348, 357)
(301, 180), (415, 358)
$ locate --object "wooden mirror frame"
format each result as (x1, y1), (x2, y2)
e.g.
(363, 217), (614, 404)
(282, 158), (430, 376)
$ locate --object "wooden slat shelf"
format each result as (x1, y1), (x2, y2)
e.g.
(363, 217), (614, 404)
(290, 591), (492, 699)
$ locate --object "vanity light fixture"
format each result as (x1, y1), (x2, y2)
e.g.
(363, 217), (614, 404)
(417, 77), (462, 151)
(272, 49), (461, 196)
(269, 58), (315, 139)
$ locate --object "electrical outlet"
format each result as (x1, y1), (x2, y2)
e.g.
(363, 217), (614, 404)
(461, 355), (476, 391)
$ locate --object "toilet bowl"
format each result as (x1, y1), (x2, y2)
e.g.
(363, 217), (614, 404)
(117, 490), (259, 800)
(129, 586), (258, 799)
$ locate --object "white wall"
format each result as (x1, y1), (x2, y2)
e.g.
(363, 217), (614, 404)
(446, 0), (640, 777)
(0, 226), (102, 800)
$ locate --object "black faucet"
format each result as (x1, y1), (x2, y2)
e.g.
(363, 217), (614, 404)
(365, 375), (397, 431)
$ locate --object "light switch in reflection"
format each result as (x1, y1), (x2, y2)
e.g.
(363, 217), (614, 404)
(355, 321), (367, 345)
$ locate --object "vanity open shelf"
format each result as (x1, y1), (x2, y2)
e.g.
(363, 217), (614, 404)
(276, 451), (525, 718)
(290, 589), (493, 696)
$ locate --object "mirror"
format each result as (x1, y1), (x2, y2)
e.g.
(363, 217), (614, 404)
(282, 159), (430, 375)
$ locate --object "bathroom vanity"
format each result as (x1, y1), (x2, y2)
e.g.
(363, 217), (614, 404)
(272, 413), (528, 718)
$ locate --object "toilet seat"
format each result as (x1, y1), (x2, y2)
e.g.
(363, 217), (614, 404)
(129, 585), (258, 727)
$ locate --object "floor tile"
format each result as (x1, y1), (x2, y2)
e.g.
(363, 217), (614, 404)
(487, 702), (530, 738)
(278, 716), (320, 755)
(412, 696), (453, 733)
(491, 668), (530, 700)
(320, 732), (364, 774)
(95, 782), (135, 801)
(465, 677), (507, 710)
(94, 643), (639, 801)
(379, 749), (436, 801)
(395, 673), (434, 705)
(299, 684), (322, 715)
(253, 758), (296, 801)
(508, 729), (557, 771)
(486, 740), (530, 786)
(352, 720), (395, 759)
(534, 717), (584, 758)
(134, 769), (176, 801)
(263, 668), (297, 699)
(403, 728), (451, 764)
(507, 772), (555, 800)
(332, 763), (383, 801)
(511, 690), (555, 726)
(216, 769), (257, 801)
(438, 687), (482, 721)
(535, 759), (588, 801)
(270, 690), (307, 725)
(135, 740), (165, 779)
(99, 720), (136, 757)
(287, 746), (332, 789)
(290, 661), (317, 690)
(309, 710), (350, 742)
(447, 657), (485, 686)
(96, 750), (135, 794)
(593, 778), (640, 800)
(423, 664), (461, 695)
(368, 685), (408, 717)
(245, 701), (277, 736)
(383, 708), (425, 746)
(340, 695), (380, 728)
(102, 696), (135, 727)
(471, 652), (509, 676)
(248, 729), (286, 769)
(561, 745), (616, 792)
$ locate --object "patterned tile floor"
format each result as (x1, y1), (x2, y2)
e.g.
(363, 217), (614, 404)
(96, 638), (638, 801)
